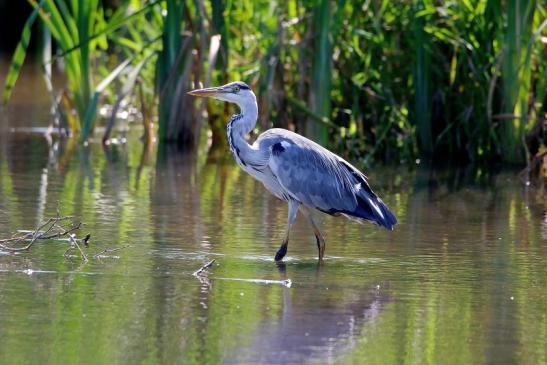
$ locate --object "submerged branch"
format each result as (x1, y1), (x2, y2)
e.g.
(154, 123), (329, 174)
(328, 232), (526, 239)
(93, 245), (131, 259)
(1, 209), (133, 263)
(68, 234), (88, 262)
(217, 277), (292, 288)
(0, 216), (78, 251)
(193, 259), (216, 276)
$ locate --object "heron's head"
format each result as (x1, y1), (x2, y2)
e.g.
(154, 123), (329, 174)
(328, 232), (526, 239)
(187, 81), (255, 108)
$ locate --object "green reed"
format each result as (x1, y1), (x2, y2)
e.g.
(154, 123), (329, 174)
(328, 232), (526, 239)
(2, 0), (546, 165)
(3, 0), (159, 141)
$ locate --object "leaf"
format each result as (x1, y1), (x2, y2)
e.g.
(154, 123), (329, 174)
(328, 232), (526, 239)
(2, 0), (44, 105)
(49, 0), (161, 62)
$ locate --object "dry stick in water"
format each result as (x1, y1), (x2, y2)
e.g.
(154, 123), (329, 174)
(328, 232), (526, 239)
(0, 217), (73, 251)
(0, 216), (73, 244)
(15, 222), (83, 242)
(0, 212), (131, 263)
(193, 259), (216, 276)
(93, 245), (131, 259)
(41, 222), (82, 240)
(0, 214), (90, 265)
(68, 234), (88, 262)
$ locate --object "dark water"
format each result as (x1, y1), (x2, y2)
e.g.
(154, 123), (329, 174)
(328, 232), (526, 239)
(0, 63), (546, 365)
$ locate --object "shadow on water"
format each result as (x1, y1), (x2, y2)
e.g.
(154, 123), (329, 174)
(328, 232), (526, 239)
(0, 130), (546, 364)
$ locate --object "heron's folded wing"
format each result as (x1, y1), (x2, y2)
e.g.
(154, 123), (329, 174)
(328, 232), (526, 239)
(267, 140), (360, 213)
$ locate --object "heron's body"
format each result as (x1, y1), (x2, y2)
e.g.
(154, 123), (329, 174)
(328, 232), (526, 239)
(189, 81), (397, 261)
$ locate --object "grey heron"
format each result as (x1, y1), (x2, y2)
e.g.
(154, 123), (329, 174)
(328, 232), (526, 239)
(188, 81), (397, 261)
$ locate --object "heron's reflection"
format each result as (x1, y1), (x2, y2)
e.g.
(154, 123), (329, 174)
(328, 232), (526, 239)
(224, 264), (391, 364)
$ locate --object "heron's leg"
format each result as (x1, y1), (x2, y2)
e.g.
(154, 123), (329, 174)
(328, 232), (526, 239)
(301, 208), (326, 261)
(275, 200), (300, 261)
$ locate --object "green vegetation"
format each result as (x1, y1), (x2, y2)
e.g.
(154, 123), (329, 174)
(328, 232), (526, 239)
(3, 0), (160, 141)
(2, 0), (546, 164)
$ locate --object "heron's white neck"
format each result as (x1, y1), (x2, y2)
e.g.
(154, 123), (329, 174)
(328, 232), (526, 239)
(233, 96), (258, 134)
(227, 96), (261, 167)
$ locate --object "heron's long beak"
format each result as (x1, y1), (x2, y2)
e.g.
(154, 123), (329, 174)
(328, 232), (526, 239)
(187, 86), (227, 97)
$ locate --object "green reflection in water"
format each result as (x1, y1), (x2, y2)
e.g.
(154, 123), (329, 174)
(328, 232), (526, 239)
(0, 134), (545, 365)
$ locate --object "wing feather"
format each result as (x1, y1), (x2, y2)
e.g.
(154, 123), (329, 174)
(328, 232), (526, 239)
(261, 130), (397, 229)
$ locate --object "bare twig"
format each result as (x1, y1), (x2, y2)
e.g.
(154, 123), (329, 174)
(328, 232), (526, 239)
(68, 234), (88, 262)
(0, 214), (88, 263)
(193, 259), (216, 276)
(41, 222), (82, 240)
(93, 245), (131, 259)
(1, 211), (132, 264)
(217, 277), (292, 288)
(0, 217), (60, 251)
(0, 217), (76, 244)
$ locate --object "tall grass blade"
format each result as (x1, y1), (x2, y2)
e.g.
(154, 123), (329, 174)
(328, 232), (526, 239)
(49, 0), (161, 62)
(208, 0), (230, 150)
(164, 36), (194, 142)
(80, 58), (132, 142)
(77, 0), (94, 113)
(307, 0), (332, 145)
(2, 0), (44, 105)
(157, 0), (183, 143)
(412, 0), (433, 156)
(196, 34), (222, 140)
(211, 0), (229, 74)
(103, 54), (155, 143)
(501, 0), (537, 164)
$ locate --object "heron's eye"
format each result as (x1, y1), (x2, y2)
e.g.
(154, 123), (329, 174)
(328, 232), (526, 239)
(233, 86), (240, 93)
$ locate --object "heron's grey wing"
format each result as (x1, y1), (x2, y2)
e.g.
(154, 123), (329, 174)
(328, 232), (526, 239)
(266, 136), (397, 229)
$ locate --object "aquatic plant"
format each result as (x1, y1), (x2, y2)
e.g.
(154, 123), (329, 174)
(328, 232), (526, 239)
(2, 0), (546, 165)
(2, 0), (159, 141)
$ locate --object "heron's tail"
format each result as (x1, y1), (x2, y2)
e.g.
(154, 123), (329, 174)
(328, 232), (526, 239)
(354, 194), (397, 230)
(374, 197), (397, 230)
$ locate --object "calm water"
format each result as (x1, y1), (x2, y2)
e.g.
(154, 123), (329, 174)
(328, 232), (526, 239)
(0, 64), (546, 365)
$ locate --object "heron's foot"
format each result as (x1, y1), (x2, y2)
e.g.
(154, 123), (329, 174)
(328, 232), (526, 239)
(275, 261), (287, 273)
(275, 242), (288, 261)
